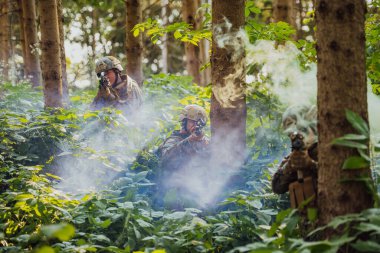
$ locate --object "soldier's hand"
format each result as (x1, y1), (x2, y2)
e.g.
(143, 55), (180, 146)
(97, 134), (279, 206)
(188, 131), (204, 142)
(99, 86), (111, 99)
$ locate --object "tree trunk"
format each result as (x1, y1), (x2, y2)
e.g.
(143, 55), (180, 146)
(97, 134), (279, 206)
(273, 0), (297, 33)
(199, 0), (211, 86)
(22, 0), (41, 87)
(210, 0), (246, 165)
(273, 0), (296, 25)
(125, 0), (143, 86)
(161, 0), (168, 74)
(17, 0), (27, 76)
(182, 0), (201, 85)
(39, 0), (63, 108)
(57, 0), (69, 105)
(316, 0), (373, 227)
(0, 0), (10, 80)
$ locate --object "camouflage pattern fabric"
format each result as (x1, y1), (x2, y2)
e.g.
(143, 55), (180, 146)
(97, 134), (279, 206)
(159, 130), (209, 172)
(272, 142), (318, 194)
(155, 130), (209, 209)
(92, 74), (143, 110)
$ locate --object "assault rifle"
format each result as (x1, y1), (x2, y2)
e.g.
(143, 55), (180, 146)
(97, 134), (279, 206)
(194, 119), (206, 136)
(96, 71), (120, 100)
(285, 131), (316, 182)
(98, 71), (110, 88)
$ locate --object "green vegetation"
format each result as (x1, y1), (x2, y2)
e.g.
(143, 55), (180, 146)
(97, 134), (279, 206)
(1, 73), (380, 252)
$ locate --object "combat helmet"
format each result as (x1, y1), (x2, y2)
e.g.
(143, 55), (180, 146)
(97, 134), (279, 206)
(95, 56), (123, 74)
(179, 104), (207, 123)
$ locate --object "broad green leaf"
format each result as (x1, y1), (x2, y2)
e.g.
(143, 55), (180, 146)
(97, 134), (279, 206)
(352, 240), (380, 252)
(83, 112), (98, 120)
(101, 219), (112, 228)
(174, 30), (182, 39)
(133, 29), (140, 37)
(41, 223), (75, 241)
(331, 139), (368, 149)
(336, 134), (368, 141)
(342, 156), (370, 169)
(345, 109), (369, 136)
(307, 208), (318, 222)
(35, 246), (55, 253)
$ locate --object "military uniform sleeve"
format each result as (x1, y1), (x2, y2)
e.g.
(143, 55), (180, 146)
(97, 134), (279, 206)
(272, 156), (297, 194)
(159, 134), (208, 169)
(125, 77), (143, 108)
(91, 85), (118, 109)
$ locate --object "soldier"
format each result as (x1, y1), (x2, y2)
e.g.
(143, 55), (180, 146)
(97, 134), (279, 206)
(272, 105), (318, 208)
(159, 104), (209, 171)
(91, 56), (143, 110)
(156, 104), (209, 208)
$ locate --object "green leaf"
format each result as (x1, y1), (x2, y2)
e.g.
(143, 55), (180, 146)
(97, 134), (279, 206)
(307, 208), (318, 222)
(336, 134), (368, 141)
(35, 246), (55, 253)
(41, 223), (75, 241)
(352, 240), (380, 252)
(342, 156), (370, 169)
(331, 139), (368, 149)
(133, 29), (140, 37)
(345, 109), (369, 136)
(174, 30), (182, 39)
(101, 219), (112, 228)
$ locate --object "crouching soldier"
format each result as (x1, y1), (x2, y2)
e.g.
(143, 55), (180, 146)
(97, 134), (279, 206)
(156, 104), (209, 208)
(272, 105), (318, 209)
(91, 56), (143, 110)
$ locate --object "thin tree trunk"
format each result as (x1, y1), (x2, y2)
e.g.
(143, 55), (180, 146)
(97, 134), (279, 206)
(161, 0), (168, 74)
(57, 0), (68, 104)
(125, 0), (143, 86)
(16, 0), (27, 76)
(199, 0), (211, 86)
(297, 0), (304, 39)
(182, 0), (201, 85)
(210, 0), (246, 165)
(22, 0), (41, 87)
(0, 0), (10, 80)
(273, 0), (297, 39)
(273, 0), (296, 25)
(39, 0), (62, 108)
(89, 8), (98, 85)
(316, 0), (373, 227)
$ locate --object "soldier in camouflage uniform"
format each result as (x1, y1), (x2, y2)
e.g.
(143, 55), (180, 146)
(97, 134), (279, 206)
(159, 104), (209, 169)
(91, 56), (143, 110)
(272, 105), (318, 206)
(156, 104), (209, 208)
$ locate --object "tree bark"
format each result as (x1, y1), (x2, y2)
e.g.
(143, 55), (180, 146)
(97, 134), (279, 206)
(0, 0), (10, 80)
(182, 0), (201, 85)
(316, 0), (373, 227)
(210, 0), (246, 165)
(21, 0), (41, 87)
(16, 0), (27, 76)
(57, 0), (69, 105)
(273, 0), (297, 26)
(161, 0), (168, 74)
(39, 0), (63, 108)
(125, 0), (143, 86)
(198, 0), (211, 86)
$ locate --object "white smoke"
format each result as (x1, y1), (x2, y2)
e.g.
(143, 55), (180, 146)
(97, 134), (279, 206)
(246, 39), (317, 107)
(368, 83), (380, 143)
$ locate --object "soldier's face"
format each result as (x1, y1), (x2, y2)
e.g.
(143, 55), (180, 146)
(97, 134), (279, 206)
(186, 119), (196, 133)
(105, 69), (116, 84)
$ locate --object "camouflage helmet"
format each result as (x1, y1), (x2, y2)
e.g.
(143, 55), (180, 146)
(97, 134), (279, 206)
(179, 104), (207, 123)
(95, 56), (123, 74)
(282, 104), (317, 146)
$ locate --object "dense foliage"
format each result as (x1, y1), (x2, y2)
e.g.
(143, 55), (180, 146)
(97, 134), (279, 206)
(1, 0), (380, 253)
(1, 74), (380, 252)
